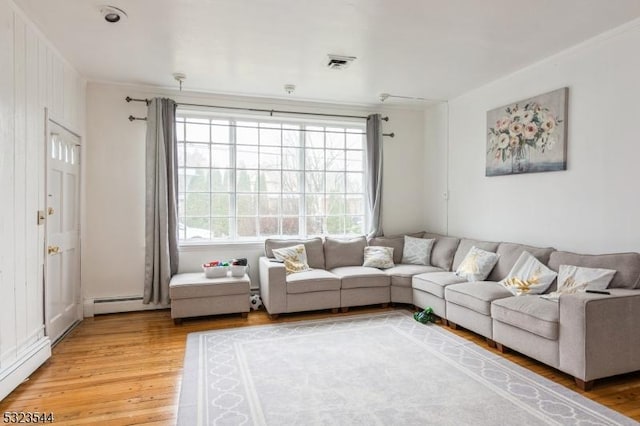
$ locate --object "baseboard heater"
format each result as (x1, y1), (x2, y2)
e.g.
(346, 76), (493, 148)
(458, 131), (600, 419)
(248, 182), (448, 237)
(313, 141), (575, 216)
(84, 296), (168, 317)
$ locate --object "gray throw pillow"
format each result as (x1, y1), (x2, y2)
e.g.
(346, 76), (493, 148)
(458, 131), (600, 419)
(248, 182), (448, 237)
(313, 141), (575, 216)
(401, 236), (435, 265)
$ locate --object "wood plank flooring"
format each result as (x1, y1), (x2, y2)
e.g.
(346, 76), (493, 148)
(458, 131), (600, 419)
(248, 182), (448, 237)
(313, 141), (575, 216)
(1, 306), (639, 425)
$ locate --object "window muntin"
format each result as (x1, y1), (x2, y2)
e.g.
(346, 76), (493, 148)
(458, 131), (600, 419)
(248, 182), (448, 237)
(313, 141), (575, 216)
(176, 114), (366, 242)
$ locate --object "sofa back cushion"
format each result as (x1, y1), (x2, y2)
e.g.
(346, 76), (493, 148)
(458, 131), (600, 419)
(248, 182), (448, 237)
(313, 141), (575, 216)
(368, 232), (424, 264)
(548, 251), (640, 289)
(452, 238), (500, 271)
(488, 242), (555, 281)
(265, 237), (325, 269)
(423, 232), (461, 271)
(324, 236), (367, 269)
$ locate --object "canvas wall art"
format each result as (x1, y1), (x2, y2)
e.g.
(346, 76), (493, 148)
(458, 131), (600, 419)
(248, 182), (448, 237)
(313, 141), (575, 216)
(486, 87), (568, 176)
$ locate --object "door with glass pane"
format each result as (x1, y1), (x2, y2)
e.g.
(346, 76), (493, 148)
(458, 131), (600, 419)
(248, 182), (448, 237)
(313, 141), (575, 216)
(45, 121), (81, 343)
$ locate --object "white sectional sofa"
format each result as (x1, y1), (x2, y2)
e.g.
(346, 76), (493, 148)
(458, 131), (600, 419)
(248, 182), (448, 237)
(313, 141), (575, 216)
(258, 231), (640, 390)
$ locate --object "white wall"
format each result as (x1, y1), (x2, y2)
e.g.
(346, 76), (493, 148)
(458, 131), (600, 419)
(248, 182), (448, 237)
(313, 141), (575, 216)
(83, 82), (427, 309)
(443, 20), (640, 253)
(423, 103), (449, 235)
(0, 0), (85, 400)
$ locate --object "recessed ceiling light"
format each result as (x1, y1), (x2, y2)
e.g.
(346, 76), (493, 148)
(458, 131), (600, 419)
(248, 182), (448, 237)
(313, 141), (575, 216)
(100, 6), (127, 23)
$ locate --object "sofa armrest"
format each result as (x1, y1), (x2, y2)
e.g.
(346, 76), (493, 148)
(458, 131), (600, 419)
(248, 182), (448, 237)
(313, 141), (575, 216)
(259, 257), (287, 315)
(559, 289), (640, 382)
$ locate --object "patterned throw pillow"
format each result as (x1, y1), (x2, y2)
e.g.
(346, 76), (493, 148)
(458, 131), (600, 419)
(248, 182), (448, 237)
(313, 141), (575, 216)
(363, 246), (395, 269)
(541, 265), (616, 302)
(501, 251), (557, 296)
(402, 236), (435, 265)
(455, 246), (499, 282)
(272, 244), (311, 275)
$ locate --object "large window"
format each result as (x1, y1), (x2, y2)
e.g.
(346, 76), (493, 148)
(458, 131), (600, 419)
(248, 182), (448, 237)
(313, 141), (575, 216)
(176, 112), (367, 242)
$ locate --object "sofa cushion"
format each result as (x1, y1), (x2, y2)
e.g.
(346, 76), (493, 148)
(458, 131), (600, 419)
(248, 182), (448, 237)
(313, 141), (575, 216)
(265, 237), (325, 269)
(386, 265), (443, 288)
(488, 242), (555, 281)
(423, 232), (461, 271)
(452, 238), (500, 271)
(548, 251), (640, 289)
(491, 296), (559, 340)
(402, 236), (435, 265)
(500, 252), (557, 296)
(324, 236), (367, 269)
(445, 282), (512, 315)
(413, 272), (467, 298)
(368, 232), (424, 264)
(330, 266), (390, 289)
(286, 269), (341, 294)
(542, 265), (616, 302)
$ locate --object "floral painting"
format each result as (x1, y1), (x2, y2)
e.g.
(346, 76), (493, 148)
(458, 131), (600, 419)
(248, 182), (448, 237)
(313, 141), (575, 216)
(486, 87), (568, 176)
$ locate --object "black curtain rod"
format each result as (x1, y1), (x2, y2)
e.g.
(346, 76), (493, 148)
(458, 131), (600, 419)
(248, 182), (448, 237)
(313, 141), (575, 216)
(127, 112), (394, 136)
(125, 96), (389, 122)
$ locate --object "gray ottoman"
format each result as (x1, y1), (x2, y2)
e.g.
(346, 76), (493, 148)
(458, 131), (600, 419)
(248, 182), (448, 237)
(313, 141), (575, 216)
(169, 273), (251, 324)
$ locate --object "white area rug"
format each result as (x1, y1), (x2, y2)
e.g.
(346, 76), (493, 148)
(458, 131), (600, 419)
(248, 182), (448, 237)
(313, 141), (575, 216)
(178, 311), (636, 425)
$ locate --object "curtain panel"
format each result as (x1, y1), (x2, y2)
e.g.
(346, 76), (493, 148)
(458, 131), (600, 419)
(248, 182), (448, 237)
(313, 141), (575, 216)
(366, 114), (384, 238)
(144, 98), (179, 305)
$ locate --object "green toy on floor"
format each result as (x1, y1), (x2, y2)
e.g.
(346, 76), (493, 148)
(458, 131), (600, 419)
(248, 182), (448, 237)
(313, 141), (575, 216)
(413, 307), (435, 324)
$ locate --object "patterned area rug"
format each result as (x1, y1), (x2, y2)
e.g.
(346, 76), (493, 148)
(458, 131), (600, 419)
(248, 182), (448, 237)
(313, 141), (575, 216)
(178, 311), (636, 425)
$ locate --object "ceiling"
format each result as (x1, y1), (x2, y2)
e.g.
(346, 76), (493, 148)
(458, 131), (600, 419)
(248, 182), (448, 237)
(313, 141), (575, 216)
(15, 0), (640, 106)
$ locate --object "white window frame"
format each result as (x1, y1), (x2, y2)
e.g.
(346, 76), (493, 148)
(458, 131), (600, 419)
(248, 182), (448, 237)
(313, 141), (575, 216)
(176, 109), (368, 245)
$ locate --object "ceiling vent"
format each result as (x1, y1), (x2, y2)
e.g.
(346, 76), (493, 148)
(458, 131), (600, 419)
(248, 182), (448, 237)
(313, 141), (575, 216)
(327, 54), (356, 70)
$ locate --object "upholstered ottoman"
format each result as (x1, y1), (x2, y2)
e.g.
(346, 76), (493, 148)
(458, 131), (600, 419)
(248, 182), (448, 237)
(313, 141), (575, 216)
(169, 273), (251, 324)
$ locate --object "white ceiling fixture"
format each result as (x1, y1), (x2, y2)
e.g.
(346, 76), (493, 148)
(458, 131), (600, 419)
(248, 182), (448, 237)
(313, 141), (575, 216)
(327, 54), (356, 70)
(173, 73), (186, 91)
(14, 0), (640, 105)
(99, 5), (127, 23)
(284, 84), (296, 95)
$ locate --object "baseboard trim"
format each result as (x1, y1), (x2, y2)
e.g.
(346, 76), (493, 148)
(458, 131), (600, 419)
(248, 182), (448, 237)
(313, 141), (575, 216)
(0, 337), (51, 401)
(83, 297), (169, 317)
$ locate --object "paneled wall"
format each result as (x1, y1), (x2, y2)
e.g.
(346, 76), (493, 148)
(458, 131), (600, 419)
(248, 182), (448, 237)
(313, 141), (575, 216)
(0, 0), (85, 400)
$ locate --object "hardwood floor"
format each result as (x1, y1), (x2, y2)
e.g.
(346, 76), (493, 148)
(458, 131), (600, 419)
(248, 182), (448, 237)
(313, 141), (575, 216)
(1, 306), (639, 424)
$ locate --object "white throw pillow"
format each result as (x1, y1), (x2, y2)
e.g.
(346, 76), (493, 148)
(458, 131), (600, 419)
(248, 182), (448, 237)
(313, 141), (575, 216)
(541, 265), (616, 302)
(272, 244), (311, 275)
(402, 236), (435, 266)
(363, 246), (395, 269)
(455, 246), (499, 282)
(501, 251), (557, 296)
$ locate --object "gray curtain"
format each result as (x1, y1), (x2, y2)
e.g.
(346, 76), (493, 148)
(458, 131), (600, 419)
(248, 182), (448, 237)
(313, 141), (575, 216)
(366, 114), (384, 238)
(143, 98), (179, 305)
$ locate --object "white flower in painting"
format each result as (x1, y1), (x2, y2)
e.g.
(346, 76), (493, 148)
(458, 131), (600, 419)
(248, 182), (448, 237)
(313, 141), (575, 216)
(498, 133), (510, 149)
(509, 122), (524, 135)
(521, 110), (534, 123)
(542, 118), (556, 134)
(489, 134), (497, 149)
(510, 106), (522, 121)
(546, 136), (557, 150)
(509, 136), (518, 148)
(524, 122), (538, 139)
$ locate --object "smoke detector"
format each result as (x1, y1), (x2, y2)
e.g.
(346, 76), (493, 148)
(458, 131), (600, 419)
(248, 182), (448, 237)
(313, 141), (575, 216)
(284, 84), (296, 95)
(100, 5), (127, 23)
(327, 54), (356, 70)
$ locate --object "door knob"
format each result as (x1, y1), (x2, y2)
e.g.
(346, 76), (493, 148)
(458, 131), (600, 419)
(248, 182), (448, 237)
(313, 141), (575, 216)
(48, 245), (61, 255)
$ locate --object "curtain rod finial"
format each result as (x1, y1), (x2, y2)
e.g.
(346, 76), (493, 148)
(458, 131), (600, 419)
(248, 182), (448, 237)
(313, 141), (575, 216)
(381, 116), (389, 121)
(126, 96), (132, 103)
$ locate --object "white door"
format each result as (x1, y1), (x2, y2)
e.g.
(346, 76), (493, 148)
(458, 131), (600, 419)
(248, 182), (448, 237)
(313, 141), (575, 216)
(45, 121), (81, 343)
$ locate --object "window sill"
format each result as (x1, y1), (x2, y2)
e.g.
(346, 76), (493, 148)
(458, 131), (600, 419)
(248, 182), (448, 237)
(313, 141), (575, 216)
(179, 240), (265, 252)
